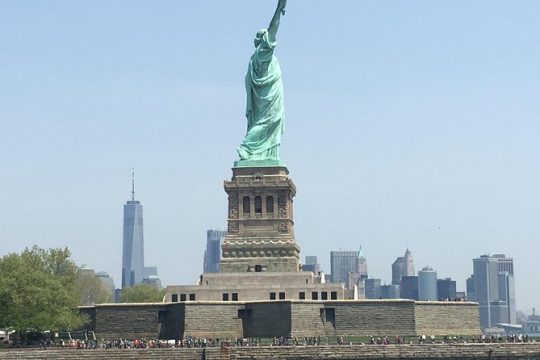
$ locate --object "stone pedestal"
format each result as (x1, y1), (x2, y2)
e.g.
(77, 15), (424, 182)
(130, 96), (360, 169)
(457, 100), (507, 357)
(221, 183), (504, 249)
(220, 166), (301, 273)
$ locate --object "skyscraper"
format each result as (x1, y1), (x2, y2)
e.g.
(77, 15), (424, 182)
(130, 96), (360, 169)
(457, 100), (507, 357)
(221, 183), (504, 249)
(330, 247), (367, 289)
(473, 254), (516, 328)
(122, 172), (144, 288)
(391, 249), (415, 285)
(204, 230), (227, 273)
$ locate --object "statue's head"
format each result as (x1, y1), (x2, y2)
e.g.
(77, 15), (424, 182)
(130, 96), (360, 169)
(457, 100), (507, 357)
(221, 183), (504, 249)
(254, 29), (267, 47)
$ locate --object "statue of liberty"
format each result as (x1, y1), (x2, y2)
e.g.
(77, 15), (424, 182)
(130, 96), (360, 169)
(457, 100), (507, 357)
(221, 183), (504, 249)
(237, 0), (287, 166)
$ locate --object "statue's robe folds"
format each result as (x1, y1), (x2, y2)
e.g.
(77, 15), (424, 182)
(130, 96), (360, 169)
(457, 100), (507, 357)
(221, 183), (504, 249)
(238, 30), (284, 161)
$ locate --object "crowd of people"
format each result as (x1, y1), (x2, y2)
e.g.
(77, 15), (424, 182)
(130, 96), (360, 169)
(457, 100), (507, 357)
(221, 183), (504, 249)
(54, 333), (535, 349)
(5, 333), (535, 350)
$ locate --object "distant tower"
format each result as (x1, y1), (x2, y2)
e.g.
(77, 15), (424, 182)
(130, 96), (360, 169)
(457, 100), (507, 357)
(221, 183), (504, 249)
(204, 230), (227, 273)
(391, 248), (415, 285)
(357, 246), (368, 280)
(122, 170), (145, 288)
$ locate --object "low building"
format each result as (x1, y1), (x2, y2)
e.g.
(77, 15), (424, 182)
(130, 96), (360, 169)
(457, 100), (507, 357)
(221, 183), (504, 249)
(80, 300), (481, 340)
(437, 278), (457, 301)
(166, 271), (345, 302)
(381, 284), (400, 299)
(364, 278), (382, 299)
(525, 309), (540, 334)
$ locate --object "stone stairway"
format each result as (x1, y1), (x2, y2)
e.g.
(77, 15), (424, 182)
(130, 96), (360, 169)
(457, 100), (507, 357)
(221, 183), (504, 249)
(1, 343), (540, 360)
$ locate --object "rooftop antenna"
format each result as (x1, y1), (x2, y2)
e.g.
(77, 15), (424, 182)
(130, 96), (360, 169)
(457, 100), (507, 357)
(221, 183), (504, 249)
(131, 168), (135, 201)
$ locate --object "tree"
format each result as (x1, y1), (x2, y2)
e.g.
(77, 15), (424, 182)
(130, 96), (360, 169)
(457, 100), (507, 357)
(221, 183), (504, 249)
(0, 246), (87, 332)
(119, 284), (165, 303)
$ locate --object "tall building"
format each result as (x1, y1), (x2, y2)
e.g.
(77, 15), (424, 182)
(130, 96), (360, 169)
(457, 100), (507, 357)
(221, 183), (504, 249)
(204, 230), (227, 273)
(418, 267), (438, 301)
(122, 172), (145, 288)
(364, 278), (382, 299)
(473, 254), (516, 328)
(330, 247), (368, 289)
(437, 278), (457, 301)
(400, 275), (418, 300)
(391, 249), (415, 285)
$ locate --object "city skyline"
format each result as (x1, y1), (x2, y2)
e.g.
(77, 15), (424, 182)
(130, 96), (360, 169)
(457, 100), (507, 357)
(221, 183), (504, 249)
(1, 1), (539, 311)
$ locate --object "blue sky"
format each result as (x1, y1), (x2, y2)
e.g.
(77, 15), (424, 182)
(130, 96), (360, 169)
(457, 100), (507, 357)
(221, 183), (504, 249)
(1, 1), (539, 311)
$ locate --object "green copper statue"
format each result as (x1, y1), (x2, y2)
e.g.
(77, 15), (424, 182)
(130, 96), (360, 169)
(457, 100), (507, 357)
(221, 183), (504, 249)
(236, 0), (287, 167)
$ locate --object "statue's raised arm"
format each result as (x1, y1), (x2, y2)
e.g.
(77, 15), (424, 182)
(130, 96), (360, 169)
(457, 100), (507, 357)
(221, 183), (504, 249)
(268, 0), (287, 42)
(236, 0), (288, 166)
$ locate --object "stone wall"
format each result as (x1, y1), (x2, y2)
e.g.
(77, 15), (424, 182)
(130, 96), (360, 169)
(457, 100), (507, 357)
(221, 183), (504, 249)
(81, 303), (185, 340)
(415, 301), (481, 336)
(290, 302), (327, 337)
(330, 300), (417, 337)
(289, 301), (417, 338)
(3, 344), (540, 360)
(91, 304), (167, 340)
(244, 302), (291, 338)
(184, 302), (243, 339)
(161, 303), (184, 340)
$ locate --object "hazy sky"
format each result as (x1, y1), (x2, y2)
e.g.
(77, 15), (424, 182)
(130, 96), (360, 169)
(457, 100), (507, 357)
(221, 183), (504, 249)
(1, 1), (539, 311)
